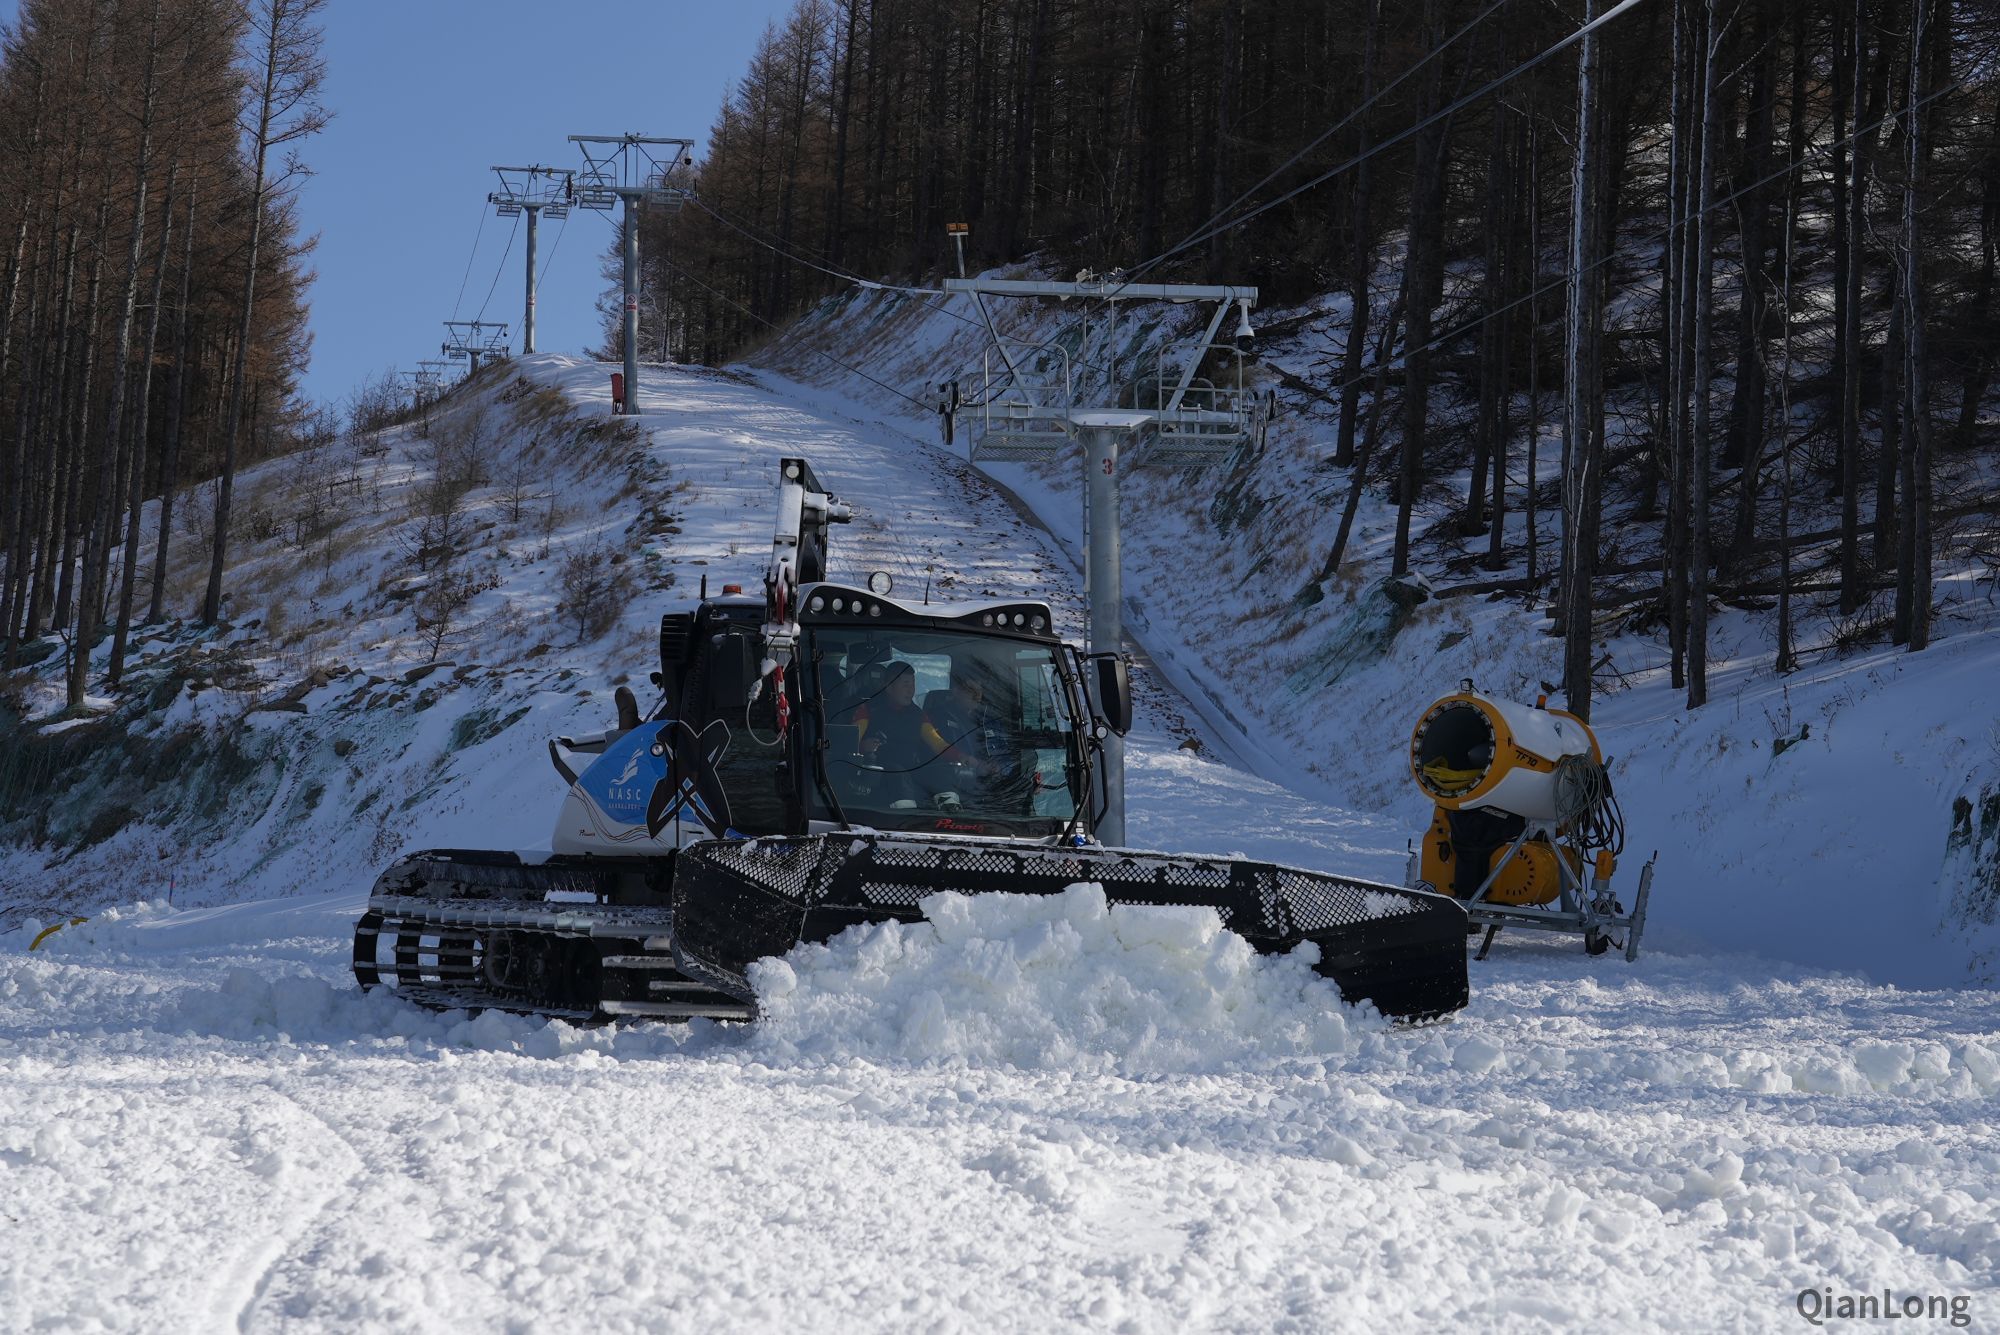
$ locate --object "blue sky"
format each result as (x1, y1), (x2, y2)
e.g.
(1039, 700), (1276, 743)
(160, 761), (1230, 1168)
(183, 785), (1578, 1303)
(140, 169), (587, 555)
(2, 0), (792, 406)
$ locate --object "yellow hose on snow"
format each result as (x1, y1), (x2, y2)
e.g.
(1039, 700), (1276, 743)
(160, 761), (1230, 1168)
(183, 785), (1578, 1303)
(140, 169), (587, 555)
(28, 917), (89, 951)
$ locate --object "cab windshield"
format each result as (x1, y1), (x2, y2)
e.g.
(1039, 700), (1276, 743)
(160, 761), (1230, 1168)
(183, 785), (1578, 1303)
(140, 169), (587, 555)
(806, 625), (1082, 836)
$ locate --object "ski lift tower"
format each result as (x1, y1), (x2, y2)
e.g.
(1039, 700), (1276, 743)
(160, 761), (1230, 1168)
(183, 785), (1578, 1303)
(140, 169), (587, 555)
(943, 273), (1268, 845)
(488, 165), (572, 355)
(402, 364), (448, 435)
(441, 319), (511, 375)
(567, 133), (694, 415)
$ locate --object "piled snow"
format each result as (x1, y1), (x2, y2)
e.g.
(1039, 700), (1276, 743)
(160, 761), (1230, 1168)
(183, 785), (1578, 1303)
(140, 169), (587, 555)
(749, 885), (1377, 1072)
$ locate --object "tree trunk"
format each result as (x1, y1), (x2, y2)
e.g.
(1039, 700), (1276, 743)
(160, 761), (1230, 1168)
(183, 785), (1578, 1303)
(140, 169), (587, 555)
(150, 181), (199, 625)
(72, 6), (160, 704)
(1686, 0), (1723, 710)
(1, 237), (48, 662)
(24, 222), (78, 644)
(1321, 282), (1409, 583)
(1838, 0), (1890, 613)
(1877, 260), (1902, 564)
(1722, 9), (1773, 478)
(1333, 0), (1379, 469)
(1724, 9), (1774, 570)
(54, 199), (108, 637)
(1774, 180), (1798, 672)
(1561, 0), (1604, 719)
(205, 4), (285, 626)
(1486, 105), (1525, 574)
(1896, 0), (1934, 652)
(1525, 115), (1542, 588)
(110, 164), (178, 684)
(825, 0), (860, 266)
(1465, 86), (1511, 538)
(1393, 0), (1447, 578)
(1951, 91), (2000, 451)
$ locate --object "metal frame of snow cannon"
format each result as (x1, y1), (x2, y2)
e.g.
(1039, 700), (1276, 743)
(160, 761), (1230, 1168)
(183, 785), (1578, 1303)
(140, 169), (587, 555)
(1411, 827), (1655, 962)
(1405, 686), (1655, 962)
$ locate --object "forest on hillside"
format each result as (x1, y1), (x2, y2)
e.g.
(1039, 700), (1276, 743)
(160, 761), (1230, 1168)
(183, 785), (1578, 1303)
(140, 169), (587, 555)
(638, 0), (2000, 715)
(0, 0), (329, 707)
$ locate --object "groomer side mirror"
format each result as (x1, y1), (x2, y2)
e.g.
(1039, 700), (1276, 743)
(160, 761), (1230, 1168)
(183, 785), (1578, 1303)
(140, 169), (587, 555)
(1090, 652), (1133, 737)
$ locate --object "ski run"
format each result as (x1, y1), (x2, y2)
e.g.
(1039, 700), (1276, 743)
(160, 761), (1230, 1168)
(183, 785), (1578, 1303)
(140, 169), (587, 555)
(4, 356), (1997, 1332)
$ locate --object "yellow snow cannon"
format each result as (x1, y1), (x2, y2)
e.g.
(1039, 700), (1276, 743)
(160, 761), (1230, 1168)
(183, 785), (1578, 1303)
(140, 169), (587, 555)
(1407, 682), (1653, 960)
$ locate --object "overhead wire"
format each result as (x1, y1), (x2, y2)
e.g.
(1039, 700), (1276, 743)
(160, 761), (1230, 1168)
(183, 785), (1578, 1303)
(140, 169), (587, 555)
(556, 0), (1621, 418)
(684, 192), (1126, 401)
(1109, 0), (1650, 293)
(449, 199), (488, 322)
(1117, 0), (1516, 294)
(664, 255), (928, 409)
(580, 0), (1641, 441)
(536, 207), (569, 286)
(688, 195), (960, 306)
(474, 210), (521, 325)
(1315, 72), (1971, 407)
(574, 201), (937, 591)
(648, 243), (934, 411)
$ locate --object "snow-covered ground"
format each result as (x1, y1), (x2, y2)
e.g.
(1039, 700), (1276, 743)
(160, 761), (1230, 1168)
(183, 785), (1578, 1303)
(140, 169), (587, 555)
(5, 356), (1998, 1330)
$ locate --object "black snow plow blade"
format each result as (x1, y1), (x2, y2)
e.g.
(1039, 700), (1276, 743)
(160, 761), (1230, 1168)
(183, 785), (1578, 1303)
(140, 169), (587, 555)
(670, 834), (1469, 1022)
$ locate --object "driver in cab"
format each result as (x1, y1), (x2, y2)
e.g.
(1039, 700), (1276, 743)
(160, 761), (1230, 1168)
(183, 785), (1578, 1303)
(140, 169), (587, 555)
(855, 663), (995, 775)
(854, 662), (945, 770)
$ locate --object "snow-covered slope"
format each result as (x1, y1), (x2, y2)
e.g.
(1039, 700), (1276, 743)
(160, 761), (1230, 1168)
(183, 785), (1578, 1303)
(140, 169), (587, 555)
(5, 356), (1997, 1330)
(745, 280), (2000, 987)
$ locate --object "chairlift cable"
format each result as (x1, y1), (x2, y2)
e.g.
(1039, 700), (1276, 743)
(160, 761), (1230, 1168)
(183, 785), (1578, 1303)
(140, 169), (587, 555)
(684, 193), (1126, 394)
(653, 250), (932, 411)
(1109, 0), (1648, 296)
(688, 196), (961, 306)
(1116, 0), (1515, 295)
(449, 199), (489, 323)
(537, 207), (569, 288)
(660, 251), (953, 592)
(1314, 75), (1969, 404)
(474, 211), (521, 325)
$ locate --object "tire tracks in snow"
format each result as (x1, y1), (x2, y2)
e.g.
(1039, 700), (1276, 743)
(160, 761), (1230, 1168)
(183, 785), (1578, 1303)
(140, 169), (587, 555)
(205, 1077), (368, 1332)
